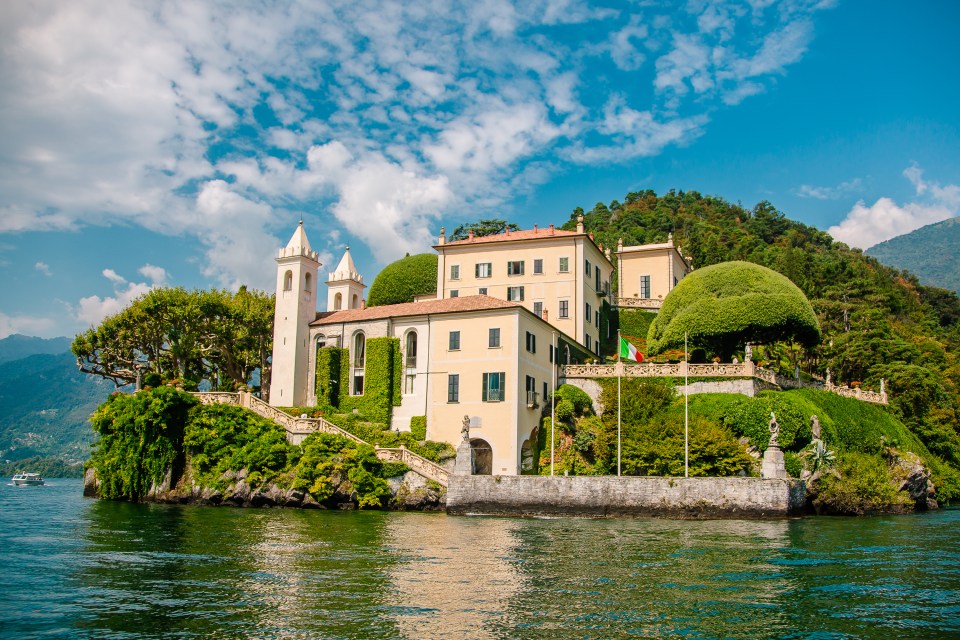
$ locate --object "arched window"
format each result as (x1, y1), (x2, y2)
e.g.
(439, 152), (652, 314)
(405, 331), (418, 369)
(334, 292), (342, 310)
(283, 270), (293, 291)
(352, 331), (365, 395)
(352, 293), (359, 309)
(304, 272), (312, 292)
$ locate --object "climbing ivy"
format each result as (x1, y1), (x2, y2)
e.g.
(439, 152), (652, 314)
(337, 337), (400, 424)
(315, 347), (344, 406)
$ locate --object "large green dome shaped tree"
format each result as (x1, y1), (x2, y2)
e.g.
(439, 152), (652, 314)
(646, 261), (821, 360)
(366, 253), (438, 307)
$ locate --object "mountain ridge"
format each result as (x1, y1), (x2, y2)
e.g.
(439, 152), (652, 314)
(866, 217), (960, 294)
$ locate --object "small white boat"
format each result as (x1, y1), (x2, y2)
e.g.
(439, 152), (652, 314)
(12, 472), (44, 486)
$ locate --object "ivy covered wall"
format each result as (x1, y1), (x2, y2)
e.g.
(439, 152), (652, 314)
(316, 337), (402, 424)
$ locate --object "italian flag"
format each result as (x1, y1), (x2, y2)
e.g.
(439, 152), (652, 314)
(619, 337), (643, 362)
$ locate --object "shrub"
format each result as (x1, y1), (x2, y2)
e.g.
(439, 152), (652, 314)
(647, 261), (821, 358)
(555, 399), (575, 424)
(366, 253), (438, 306)
(409, 416), (427, 440)
(721, 393), (811, 452)
(813, 451), (913, 515)
(784, 451), (803, 478)
(556, 384), (594, 416)
(621, 414), (752, 477)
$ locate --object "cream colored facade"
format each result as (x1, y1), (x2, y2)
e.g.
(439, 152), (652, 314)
(308, 296), (582, 475)
(615, 234), (693, 308)
(434, 217), (614, 355)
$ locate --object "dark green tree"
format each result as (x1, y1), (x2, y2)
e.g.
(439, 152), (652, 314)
(449, 218), (519, 240)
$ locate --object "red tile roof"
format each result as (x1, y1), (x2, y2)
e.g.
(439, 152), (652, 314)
(438, 227), (580, 247)
(311, 295), (521, 325)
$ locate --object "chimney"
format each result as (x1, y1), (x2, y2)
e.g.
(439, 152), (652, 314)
(361, 299), (366, 309)
(549, 223), (555, 235)
(438, 226), (446, 245)
(542, 309), (548, 321)
(468, 229), (474, 240)
(576, 214), (584, 233)
(533, 224), (538, 233)
(617, 237), (623, 251)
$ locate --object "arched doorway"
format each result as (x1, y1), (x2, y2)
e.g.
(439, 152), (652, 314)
(470, 438), (493, 475)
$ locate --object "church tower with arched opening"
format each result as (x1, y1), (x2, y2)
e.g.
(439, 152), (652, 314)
(327, 245), (366, 311)
(269, 221), (320, 406)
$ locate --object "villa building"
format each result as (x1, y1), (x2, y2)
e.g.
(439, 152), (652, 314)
(269, 219), (687, 475)
(615, 233), (693, 310)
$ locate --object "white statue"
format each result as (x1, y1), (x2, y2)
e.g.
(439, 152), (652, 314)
(769, 412), (780, 448)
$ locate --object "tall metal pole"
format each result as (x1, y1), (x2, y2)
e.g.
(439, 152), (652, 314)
(551, 332), (556, 476)
(684, 331), (689, 478)
(617, 329), (622, 477)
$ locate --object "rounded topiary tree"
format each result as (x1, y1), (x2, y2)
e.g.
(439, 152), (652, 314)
(646, 261), (821, 359)
(366, 253), (438, 307)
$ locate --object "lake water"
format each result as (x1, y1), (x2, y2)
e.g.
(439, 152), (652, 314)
(1, 479), (958, 639)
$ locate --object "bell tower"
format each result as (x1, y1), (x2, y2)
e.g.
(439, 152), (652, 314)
(269, 220), (321, 406)
(327, 245), (366, 311)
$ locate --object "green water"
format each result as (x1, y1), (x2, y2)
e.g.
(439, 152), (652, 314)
(1, 480), (958, 639)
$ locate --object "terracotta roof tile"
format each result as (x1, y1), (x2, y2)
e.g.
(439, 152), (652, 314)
(439, 227), (580, 246)
(311, 295), (520, 325)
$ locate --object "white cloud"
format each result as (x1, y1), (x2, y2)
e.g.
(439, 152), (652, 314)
(795, 178), (862, 200)
(138, 264), (168, 286)
(827, 167), (958, 249)
(101, 269), (126, 285)
(35, 261), (52, 276)
(0, 312), (57, 339)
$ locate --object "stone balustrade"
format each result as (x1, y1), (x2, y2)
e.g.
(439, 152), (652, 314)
(615, 297), (663, 310)
(192, 392), (450, 487)
(560, 362), (888, 405)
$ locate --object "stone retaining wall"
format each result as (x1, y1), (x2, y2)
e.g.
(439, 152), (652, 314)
(447, 475), (805, 518)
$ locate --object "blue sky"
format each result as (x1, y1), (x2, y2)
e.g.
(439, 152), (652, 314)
(1, 0), (958, 339)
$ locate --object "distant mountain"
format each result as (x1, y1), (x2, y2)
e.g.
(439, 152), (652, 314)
(0, 334), (72, 364)
(866, 217), (960, 294)
(0, 338), (114, 470)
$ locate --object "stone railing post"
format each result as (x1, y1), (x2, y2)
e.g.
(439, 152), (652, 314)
(679, 360), (688, 378)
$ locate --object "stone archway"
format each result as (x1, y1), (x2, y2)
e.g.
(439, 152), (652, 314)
(470, 438), (493, 475)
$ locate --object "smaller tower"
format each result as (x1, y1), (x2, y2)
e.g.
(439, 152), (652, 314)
(327, 246), (366, 311)
(269, 221), (320, 407)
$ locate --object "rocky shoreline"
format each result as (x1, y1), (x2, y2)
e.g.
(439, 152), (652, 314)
(83, 467), (446, 511)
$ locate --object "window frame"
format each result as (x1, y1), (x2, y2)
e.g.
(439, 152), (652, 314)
(449, 330), (461, 351)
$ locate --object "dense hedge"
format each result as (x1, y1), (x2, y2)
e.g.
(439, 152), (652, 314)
(647, 261), (821, 358)
(618, 309), (656, 340)
(367, 253), (438, 307)
(315, 347), (343, 406)
(409, 416), (427, 440)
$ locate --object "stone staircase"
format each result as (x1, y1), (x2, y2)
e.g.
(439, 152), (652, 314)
(192, 392), (449, 487)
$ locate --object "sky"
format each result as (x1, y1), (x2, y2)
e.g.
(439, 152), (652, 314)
(1, 0), (958, 340)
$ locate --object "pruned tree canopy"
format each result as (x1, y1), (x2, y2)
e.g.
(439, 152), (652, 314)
(646, 261), (821, 358)
(71, 286), (274, 394)
(366, 253), (438, 307)
(449, 218), (519, 241)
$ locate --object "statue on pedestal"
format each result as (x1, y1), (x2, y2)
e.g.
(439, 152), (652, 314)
(461, 415), (471, 442)
(811, 414), (821, 440)
(768, 412), (780, 448)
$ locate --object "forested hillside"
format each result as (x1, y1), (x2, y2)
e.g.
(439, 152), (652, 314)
(866, 217), (960, 294)
(562, 190), (960, 485)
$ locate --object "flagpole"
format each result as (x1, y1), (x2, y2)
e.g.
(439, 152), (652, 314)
(617, 329), (622, 477)
(684, 331), (689, 478)
(551, 332), (556, 477)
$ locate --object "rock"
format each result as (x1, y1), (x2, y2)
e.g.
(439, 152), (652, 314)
(301, 493), (322, 509)
(83, 467), (99, 497)
(889, 451), (938, 511)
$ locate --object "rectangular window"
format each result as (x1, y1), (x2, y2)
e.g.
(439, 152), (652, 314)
(525, 331), (536, 353)
(585, 303), (592, 323)
(595, 268), (601, 291)
(447, 374), (459, 403)
(595, 312), (600, 328)
(559, 299), (569, 318)
(476, 262), (492, 278)
(353, 373), (364, 396)
(450, 289), (459, 298)
(482, 372), (505, 402)
(450, 264), (460, 280)
(549, 344), (554, 363)
(585, 259), (592, 277)
(533, 258), (543, 274)
(640, 275), (651, 298)
(479, 287), (487, 295)
(543, 381), (549, 402)
(449, 331), (460, 350)
(533, 301), (543, 318)
(507, 260), (525, 276)
(526, 375), (538, 407)
(584, 329), (591, 348)
(507, 286), (524, 301)
(404, 374), (415, 395)
(559, 256), (569, 273)
(489, 327), (500, 348)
